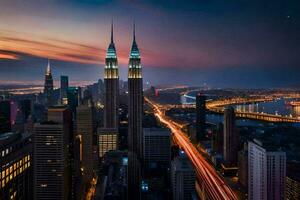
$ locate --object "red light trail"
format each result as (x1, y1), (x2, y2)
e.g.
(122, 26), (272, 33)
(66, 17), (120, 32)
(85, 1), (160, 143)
(145, 97), (238, 200)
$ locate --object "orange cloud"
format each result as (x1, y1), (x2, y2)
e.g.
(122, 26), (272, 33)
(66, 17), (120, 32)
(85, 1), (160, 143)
(0, 51), (18, 60)
(0, 30), (107, 64)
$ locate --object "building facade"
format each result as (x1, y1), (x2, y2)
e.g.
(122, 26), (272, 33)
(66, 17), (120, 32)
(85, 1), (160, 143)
(171, 156), (196, 200)
(0, 100), (11, 134)
(76, 102), (94, 183)
(196, 93), (206, 142)
(34, 121), (71, 200)
(98, 23), (120, 160)
(223, 106), (238, 164)
(103, 22), (119, 130)
(0, 132), (33, 200)
(143, 128), (171, 168)
(128, 24), (143, 199)
(248, 140), (286, 200)
(60, 76), (69, 105)
(98, 128), (118, 158)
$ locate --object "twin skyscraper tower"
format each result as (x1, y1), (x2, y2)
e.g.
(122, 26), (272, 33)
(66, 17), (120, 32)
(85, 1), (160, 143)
(101, 22), (143, 199)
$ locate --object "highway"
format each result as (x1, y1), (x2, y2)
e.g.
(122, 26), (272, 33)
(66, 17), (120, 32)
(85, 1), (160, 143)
(145, 97), (238, 200)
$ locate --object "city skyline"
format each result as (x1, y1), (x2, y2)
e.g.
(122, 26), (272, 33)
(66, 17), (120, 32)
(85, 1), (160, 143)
(0, 0), (300, 88)
(1, 2), (300, 199)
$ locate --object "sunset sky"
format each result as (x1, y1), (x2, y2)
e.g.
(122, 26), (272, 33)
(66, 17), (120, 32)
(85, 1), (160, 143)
(0, 0), (299, 88)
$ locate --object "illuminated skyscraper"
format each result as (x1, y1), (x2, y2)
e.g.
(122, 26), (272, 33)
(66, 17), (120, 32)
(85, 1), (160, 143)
(104, 22), (119, 129)
(98, 22), (119, 158)
(60, 76), (69, 105)
(248, 140), (286, 200)
(128, 23), (143, 199)
(44, 59), (54, 107)
(98, 128), (117, 157)
(76, 101), (94, 183)
(34, 107), (72, 200)
(0, 132), (33, 200)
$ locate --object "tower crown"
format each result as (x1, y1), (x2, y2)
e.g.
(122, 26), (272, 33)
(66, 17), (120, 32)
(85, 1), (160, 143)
(129, 22), (140, 59)
(106, 22), (117, 59)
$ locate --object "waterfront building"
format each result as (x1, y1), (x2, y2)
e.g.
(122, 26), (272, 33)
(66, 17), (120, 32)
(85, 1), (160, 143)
(238, 143), (248, 188)
(196, 93), (206, 141)
(223, 106), (238, 164)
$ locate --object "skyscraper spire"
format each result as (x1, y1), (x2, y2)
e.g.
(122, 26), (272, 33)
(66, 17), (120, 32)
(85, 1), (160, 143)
(46, 58), (51, 75)
(133, 21), (136, 42)
(129, 21), (140, 60)
(111, 20), (114, 43)
(44, 58), (54, 107)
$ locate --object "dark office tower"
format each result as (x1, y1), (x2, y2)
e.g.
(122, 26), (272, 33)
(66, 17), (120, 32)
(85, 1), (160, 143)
(67, 87), (80, 115)
(223, 106), (238, 164)
(48, 106), (73, 143)
(143, 128), (171, 169)
(76, 101), (94, 184)
(104, 22), (119, 129)
(0, 132), (33, 200)
(196, 93), (206, 142)
(60, 76), (69, 105)
(34, 121), (71, 200)
(0, 100), (11, 134)
(44, 59), (54, 107)
(18, 99), (31, 123)
(128, 23), (143, 200)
